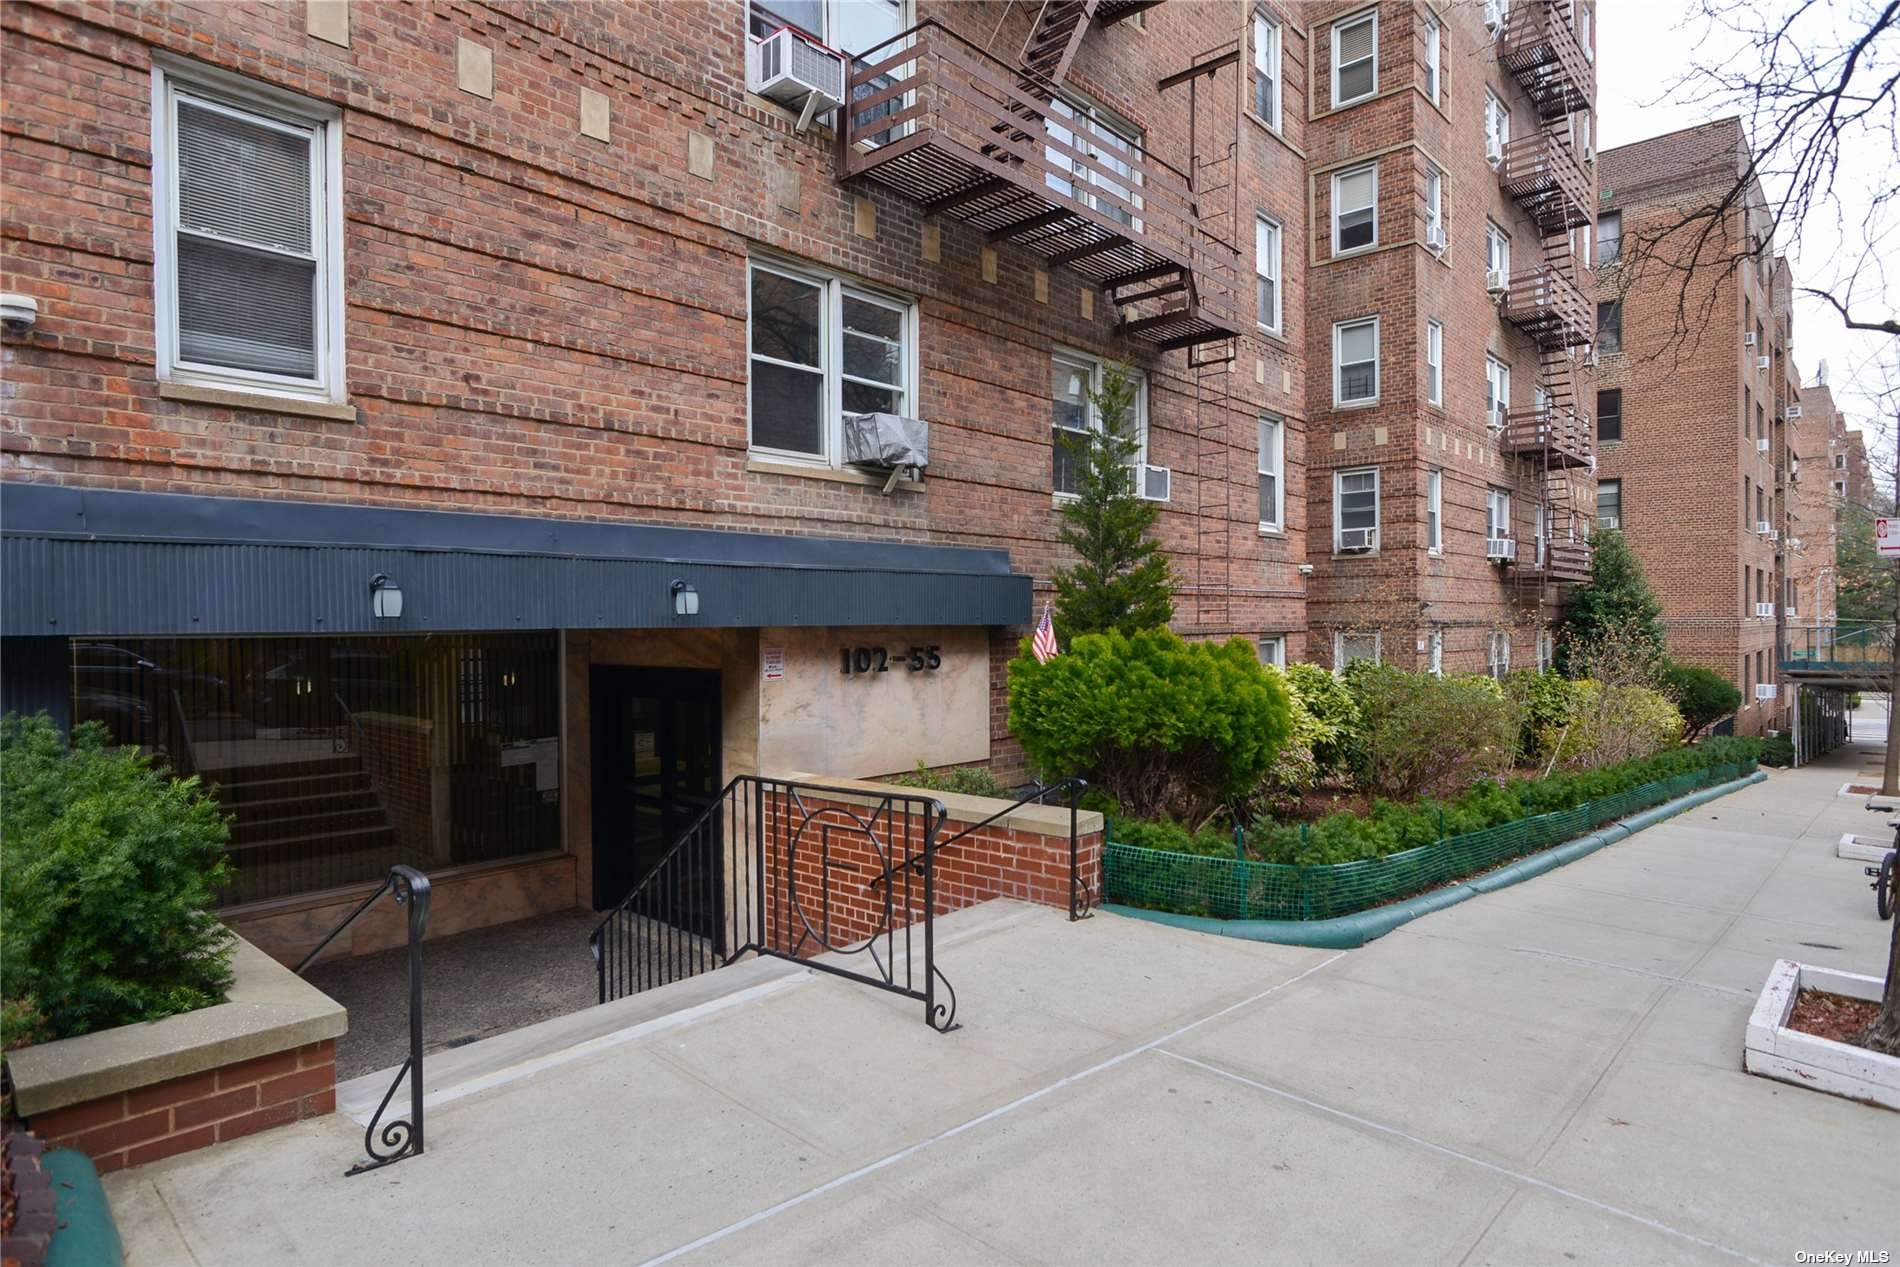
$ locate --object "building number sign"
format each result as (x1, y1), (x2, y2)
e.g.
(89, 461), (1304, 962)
(840, 645), (942, 676)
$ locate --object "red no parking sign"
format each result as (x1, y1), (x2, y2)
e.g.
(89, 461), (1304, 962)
(1880, 517), (1900, 558)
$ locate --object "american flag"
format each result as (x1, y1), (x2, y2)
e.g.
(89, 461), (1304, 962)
(1031, 602), (1059, 664)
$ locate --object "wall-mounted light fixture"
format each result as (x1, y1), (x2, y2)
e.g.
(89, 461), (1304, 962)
(370, 573), (404, 620)
(670, 578), (699, 618)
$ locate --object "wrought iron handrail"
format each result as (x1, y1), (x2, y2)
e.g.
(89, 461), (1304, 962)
(296, 865), (430, 1176)
(167, 688), (197, 782)
(866, 777), (1095, 920)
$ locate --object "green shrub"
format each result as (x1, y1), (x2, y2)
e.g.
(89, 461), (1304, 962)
(1343, 664), (1521, 799)
(1550, 681), (1682, 769)
(1503, 669), (1581, 766)
(1848, 693), (1864, 710)
(1112, 816), (1238, 858)
(1, 714), (235, 1048)
(1659, 659), (1742, 739)
(1759, 735), (1795, 767)
(1007, 628), (1292, 825)
(891, 762), (1008, 798)
(1284, 662), (1361, 780)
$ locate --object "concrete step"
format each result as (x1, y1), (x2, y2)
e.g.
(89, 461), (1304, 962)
(230, 806), (389, 845)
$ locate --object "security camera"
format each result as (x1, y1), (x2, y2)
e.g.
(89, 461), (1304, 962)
(0, 294), (38, 334)
(1297, 563), (1315, 575)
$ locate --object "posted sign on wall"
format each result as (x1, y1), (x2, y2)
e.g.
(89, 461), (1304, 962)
(1879, 517), (1900, 558)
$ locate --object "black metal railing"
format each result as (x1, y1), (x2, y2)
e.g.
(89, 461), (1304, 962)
(868, 777), (1094, 920)
(296, 865), (430, 1176)
(590, 776), (958, 1030)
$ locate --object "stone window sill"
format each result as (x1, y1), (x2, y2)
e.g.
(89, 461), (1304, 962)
(746, 455), (923, 492)
(159, 381), (357, 422)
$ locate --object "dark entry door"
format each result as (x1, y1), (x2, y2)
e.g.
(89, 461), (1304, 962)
(590, 667), (722, 914)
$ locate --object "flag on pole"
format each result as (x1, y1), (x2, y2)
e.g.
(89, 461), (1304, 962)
(1032, 602), (1059, 664)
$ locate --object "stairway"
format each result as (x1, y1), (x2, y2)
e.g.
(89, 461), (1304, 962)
(1019, 0), (1098, 86)
(209, 751), (405, 906)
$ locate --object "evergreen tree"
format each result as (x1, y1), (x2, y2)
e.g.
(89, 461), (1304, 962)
(1050, 363), (1174, 642)
(1555, 529), (1665, 676)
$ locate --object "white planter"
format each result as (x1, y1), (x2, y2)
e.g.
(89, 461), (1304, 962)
(1745, 960), (1899, 1111)
(1838, 832), (1895, 863)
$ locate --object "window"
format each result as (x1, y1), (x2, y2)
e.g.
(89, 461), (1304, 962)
(1596, 300), (1621, 354)
(751, 1), (906, 137)
(1428, 628), (1444, 675)
(1334, 317), (1380, 405)
(1483, 89), (1510, 163)
(749, 260), (914, 465)
(1743, 386), (1752, 438)
(1047, 97), (1143, 230)
(1578, 3), (1593, 61)
(1051, 352), (1148, 497)
(1597, 478), (1620, 528)
(1332, 165), (1378, 254)
(1255, 216), (1282, 331)
(1252, 12), (1282, 128)
(1573, 107), (1594, 161)
(1334, 466), (1380, 550)
(1597, 211), (1621, 263)
(1570, 220), (1592, 268)
(1426, 467), (1443, 552)
(1536, 628), (1554, 672)
(1756, 402), (1765, 441)
(1485, 355), (1511, 429)
(1257, 635), (1286, 668)
(1743, 475), (1752, 527)
(151, 63), (343, 402)
(1424, 165), (1445, 248)
(1336, 630), (1382, 669)
(1484, 221), (1511, 287)
(1425, 319), (1443, 405)
(1533, 502), (1550, 565)
(1332, 10), (1378, 107)
(1487, 631), (1511, 680)
(1597, 388), (1622, 442)
(1487, 487), (1512, 539)
(1423, 17), (1441, 105)
(1258, 415), (1284, 529)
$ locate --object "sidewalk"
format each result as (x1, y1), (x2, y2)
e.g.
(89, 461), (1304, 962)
(107, 741), (1893, 1266)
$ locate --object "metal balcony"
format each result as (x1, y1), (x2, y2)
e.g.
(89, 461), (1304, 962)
(1512, 539), (1592, 585)
(1498, 264), (1592, 349)
(1498, 1), (1593, 120)
(1497, 133), (1592, 232)
(838, 21), (1240, 352)
(1501, 404), (1593, 468)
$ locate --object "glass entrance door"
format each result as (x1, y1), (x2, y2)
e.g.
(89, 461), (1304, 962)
(590, 667), (722, 914)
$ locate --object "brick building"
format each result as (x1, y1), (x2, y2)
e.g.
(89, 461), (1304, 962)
(1300, 0), (1598, 676)
(1592, 118), (1806, 735)
(0, 1), (1318, 950)
(1788, 372), (1847, 629)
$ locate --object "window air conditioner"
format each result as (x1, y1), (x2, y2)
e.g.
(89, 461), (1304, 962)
(1138, 463), (1172, 502)
(1757, 437), (1770, 453)
(1765, 528), (1780, 542)
(1485, 137), (1504, 166)
(1426, 221), (1447, 252)
(1755, 682), (1778, 700)
(1597, 515), (1620, 530)
(1486, 536), (1517, 561)
(843, 411), (929, 492)
(747, 26), (846, 132)
(1787, 405), (1803, 419)
(1754, 602), (1776, 618)
(1483, 0), (1506, 33)
(1756, 355), (1771, 370)
(1486, 268), (1508, 295)
(1743, 331), (1757, 347)
(1784, 606), (1798, 618)
(1338, 527), (1377, 552)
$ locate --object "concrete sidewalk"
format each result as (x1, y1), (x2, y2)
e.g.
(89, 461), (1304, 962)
(108, 741), (1894, 1266)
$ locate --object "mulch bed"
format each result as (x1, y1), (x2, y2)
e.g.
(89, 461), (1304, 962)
(1787, 988), (1882, 1048)
(1847, 784), (1883, 795)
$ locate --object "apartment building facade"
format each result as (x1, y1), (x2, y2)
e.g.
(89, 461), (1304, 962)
(1300, 0), (1598, 676)
(1592, 118), (1802, 735)
(0, 0), (1318, 949)
(1787, 375), (1845, 630)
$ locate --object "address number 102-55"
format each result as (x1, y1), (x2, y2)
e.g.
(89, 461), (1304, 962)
(839, 646), (942, 675)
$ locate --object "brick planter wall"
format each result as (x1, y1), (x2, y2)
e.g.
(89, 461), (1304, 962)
(25, 1040), (336, 1175)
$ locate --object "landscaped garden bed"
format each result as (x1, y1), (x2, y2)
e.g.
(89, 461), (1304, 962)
(1746, 960), (1900, 1111)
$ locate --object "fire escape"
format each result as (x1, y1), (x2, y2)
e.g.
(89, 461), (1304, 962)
(1496, 1), (1596, 598)
(835, 7), (1237, 355)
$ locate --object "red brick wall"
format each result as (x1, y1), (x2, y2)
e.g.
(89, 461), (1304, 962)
(355, 715), (432, 854)
(25, 1039), (336, 1174)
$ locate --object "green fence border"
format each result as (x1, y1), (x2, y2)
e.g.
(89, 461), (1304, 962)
(1103, 765), (1764, 949)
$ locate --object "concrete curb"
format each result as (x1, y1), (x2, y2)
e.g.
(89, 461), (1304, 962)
(1104, 770), (1768, 949)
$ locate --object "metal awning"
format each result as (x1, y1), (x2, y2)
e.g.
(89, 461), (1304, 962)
(0, 483), (1032, 636)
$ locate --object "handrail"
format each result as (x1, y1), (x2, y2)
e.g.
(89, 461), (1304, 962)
(867, 777), (1095, 920)
(587, 773), (746, 957)
(296, 865), (430, 1176)
(168, 688), (197, 782)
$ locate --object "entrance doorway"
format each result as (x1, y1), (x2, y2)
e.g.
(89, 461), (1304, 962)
(589, 667), (722, 913)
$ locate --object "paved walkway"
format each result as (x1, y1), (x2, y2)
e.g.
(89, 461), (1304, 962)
(108, 741), (1894, 1266)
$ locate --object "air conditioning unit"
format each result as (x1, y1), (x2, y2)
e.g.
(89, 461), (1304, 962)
(747, 26), (846, 131)
(1784, 606), (1798, 618)
(1765, 528), (1780, 542)
(1755, 520), (1772, 535)
(1598, 514), (1620, 530)
(1138, 463), (1172, 502)
(1486, 536), (1518, 561)
(1486, 268), (1508, 295)
(843, 411), (929, 492)
(1743, 331), (1757, 347)
(1787, 405), (1803, 419)
(1485, 137), (1504, 166)
(1754, 601), (1776, 618)
(1483, 0), (1507, 33)
(1426, 221), (1448, 253)
(1338, 526), (1377, 552)
(1755, 682), (1778, 700)
(1756, 355), (1771, 370)
(1757, 437), (1770, 453)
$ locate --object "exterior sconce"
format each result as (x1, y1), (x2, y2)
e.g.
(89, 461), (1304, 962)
(371, 573), (404, 620)
(670, 579), (699, 618)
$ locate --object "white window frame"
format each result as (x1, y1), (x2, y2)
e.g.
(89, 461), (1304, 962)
(1332, 164), (1379, 256)
(747, 256), (918, 469)
(1423, 165), (1444, 248)
(1536, 628), (1554, 672)
(1331, 9), (1379, 108)
(1334, 466), (1381, 551)
(1597, 210), (1621, 264)
(1484, 88), (1510, 164)
(1257, 635), (1287, 668)
(1258, 414), (1284, 531)
(1425, 319), (1443, 406)
(1046, 94), (1146, 235)
(1255, 215), (1283, 333)
(1487, 631), (1511, 680)
(1051, 349), (1150, 500)
(1485, 220), (1512, 286)
(1335, 630), (1382, 670)
(1423, 16), (1441, 106)
(1487, 486), (1512, 539)
(1426, 467), (1443, 553)
(1485, 355), (1511, 429)
(1252, 11), (1282, 129)
(1334, 316), (1381, 406)
(150, 60), (345, 404)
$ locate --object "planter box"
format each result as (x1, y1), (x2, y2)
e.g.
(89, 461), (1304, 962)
(1744, 959), (1899, 1111)
(1837, 832), (1894, 863)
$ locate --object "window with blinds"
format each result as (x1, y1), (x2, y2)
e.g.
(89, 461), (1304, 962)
(154, 65), (340, 399)
(1332, 11), (1377, 106)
